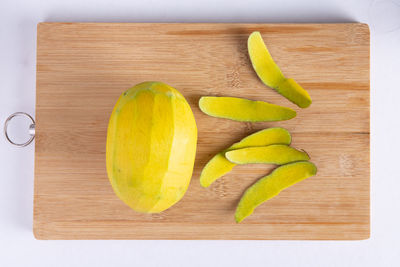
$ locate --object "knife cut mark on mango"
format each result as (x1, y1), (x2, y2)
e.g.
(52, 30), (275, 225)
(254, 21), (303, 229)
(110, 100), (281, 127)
(235, 161), (317, 223)
(248, 31), (312, 108)
(200, 127), (292, 188)
(199, 96), (296, 122)
(225, 145), (310, 165)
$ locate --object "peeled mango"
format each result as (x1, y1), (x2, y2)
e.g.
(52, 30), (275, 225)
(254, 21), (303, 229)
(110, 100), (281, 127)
(235, 161), (317, 223)
(248, 31), (312, 108)
(106, 82), (197, 213)
(199, 128), (291, 187)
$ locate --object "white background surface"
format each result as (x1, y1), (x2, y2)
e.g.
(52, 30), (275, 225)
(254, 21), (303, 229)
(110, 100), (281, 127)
(1, 0), (400, 266)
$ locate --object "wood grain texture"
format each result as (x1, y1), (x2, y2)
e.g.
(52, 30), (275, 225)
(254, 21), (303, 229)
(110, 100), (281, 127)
(34, 23), (370, 240)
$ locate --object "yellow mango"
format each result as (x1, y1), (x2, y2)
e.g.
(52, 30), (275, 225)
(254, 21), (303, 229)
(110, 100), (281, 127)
(199, 96), (296, 122)
(235, 161), (317, 223)
(248, 31), (312, 108)
(199, 128), (291, 188)
(225, 145), (309, 165)
(106, 82), (197, 213)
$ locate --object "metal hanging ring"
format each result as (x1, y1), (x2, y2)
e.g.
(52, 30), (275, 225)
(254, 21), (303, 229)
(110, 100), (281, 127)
(4, 112), (35, 147)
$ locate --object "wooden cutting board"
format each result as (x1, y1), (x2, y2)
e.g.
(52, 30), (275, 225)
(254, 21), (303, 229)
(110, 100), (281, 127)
(34, 23), (370, 240)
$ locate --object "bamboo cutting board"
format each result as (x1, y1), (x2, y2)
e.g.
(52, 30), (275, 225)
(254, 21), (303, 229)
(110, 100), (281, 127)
(34, 23), (370, 240)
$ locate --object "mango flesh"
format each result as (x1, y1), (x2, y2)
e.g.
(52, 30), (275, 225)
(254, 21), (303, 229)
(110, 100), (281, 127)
(248, 31), (312, 108)
(225, 144), (310, 165)
(199, 96), (296, 122)
(106, 81), (197, 213)
(199, 128), (291, 188)
(235, 161), (317, 223)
